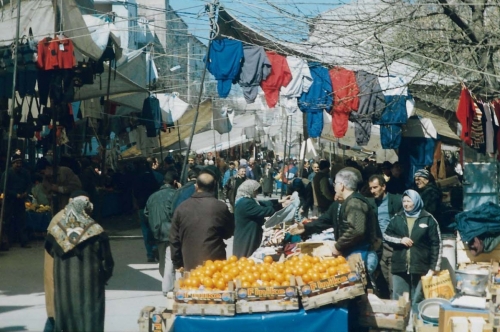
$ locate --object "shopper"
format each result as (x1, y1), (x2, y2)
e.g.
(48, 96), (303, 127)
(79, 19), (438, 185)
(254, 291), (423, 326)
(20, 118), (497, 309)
(260, 162), (275, 197)
(45, 191), (114, 332)
(414, 168), (443, 221)
(170, 172), (234, 271)
(384, 189), (442, 308)
(312, 159), (335, 215)
(223, 165), (247, 212)
(233, 180), (275, 258)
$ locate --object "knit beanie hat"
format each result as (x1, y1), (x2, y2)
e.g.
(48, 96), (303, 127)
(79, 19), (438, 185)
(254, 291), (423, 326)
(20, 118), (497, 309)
(414, 169), (430, 180)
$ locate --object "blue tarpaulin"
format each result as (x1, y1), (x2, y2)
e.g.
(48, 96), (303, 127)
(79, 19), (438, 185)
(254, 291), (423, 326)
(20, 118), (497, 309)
(455, 202), (500, 243)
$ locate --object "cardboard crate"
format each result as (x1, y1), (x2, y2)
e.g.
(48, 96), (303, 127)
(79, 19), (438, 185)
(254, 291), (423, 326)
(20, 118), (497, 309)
(172, 279), (236, 316)
(438, 302), (490, 332)
(296, 253), (367, 310)
(358, 292), (410, 331)
(235, 277), (300, 314)
(138, 306), (174, 332)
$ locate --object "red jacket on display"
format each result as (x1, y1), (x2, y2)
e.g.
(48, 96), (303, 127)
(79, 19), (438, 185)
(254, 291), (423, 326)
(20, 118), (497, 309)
(260, 51), (292, 108)
(455, 87), (474, 146)
(57, 38), (77, 69)
(37, 36), (76, 70)
(329, 67), (360, 138)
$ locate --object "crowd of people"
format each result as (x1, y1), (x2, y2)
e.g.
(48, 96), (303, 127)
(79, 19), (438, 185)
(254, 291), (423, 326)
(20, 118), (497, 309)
(0, 148), (459, 332)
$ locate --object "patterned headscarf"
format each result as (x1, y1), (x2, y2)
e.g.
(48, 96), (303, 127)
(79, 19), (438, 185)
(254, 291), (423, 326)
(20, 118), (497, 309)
(414, 169), (430, 180)
(48, 196), (103, 254)
(235, 179), (260, 205)
(402, 189), (424, 217)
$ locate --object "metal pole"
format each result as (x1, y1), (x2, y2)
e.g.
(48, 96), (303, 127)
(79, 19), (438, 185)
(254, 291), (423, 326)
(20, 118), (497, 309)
(187, 41), (190, 105)
(0, 0), (22, 242)
(281, 115), (289, 198)
(176, 121), (182, 152)
(180, 1), (219, 184)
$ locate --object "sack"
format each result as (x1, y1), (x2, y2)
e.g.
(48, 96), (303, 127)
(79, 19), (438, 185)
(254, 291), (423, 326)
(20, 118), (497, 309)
(421, 270), (455, 300)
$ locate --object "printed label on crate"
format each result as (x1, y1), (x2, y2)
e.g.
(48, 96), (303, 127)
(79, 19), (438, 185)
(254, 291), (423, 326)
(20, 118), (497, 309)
(175, 290), (234, 303)
(151, 314), (162, 323)
(236, 286), (297, 300)
(300, 272), (360, 295)
(152, 323), (162, 331)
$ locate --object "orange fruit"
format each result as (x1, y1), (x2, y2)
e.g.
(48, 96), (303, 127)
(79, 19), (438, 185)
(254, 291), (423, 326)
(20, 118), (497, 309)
(205, 260), (214, 266)
(242, 281), (251, 288)
(302, 273), (312, 283)
(222, 273), (232, 283)
(281, 280), (291, 286)
(261, 272), (270, 282)
(291, 256), (299, 262)
(327, 267), (337, 276)
(215, 279), (226, 290)
(239, 257), (248, 263)
(270, 280), (281, 287)
(338, 256), (347, 264)
(264, 256), (274, 264)
(311, 257), (320, 264)
(310, 272), (320, 282)
(274, 273), (285, 283)
(229, 255), (238, 263)
(202, 277), (214, 288)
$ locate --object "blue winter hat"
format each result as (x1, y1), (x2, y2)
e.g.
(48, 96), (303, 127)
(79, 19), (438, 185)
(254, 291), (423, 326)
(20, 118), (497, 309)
(402, 189), (424, 217)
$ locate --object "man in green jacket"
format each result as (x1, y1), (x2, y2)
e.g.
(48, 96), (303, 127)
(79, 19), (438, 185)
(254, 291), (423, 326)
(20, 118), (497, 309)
(144, 171), (179, 292)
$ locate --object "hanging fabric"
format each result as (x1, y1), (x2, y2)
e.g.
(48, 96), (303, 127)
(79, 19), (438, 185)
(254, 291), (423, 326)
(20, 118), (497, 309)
(260, 51), (292, 108)
(350, 70), (385, 146)
(205, 38), (244, 98)
(212, 106), (232, 134)
(158, 92), (189, 125)
(483, 102), (495, 154)
(238, 45), (271, 104)
(455, 87), (474, 146)
(376, 76), (413, 149)
(140, 95), (161, 137)
(298, 62), (333, 138)
(329, 67), (359, 138)
(280, 56), (313, 115)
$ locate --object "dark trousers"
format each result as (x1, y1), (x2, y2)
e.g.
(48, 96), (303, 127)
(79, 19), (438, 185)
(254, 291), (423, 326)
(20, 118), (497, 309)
(379, 243), (393, 298)
(4, 199), (28, 246)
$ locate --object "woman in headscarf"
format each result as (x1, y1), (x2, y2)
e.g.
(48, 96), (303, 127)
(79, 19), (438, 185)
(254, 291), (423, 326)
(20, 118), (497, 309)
(233, 180), (276, 258)
(44, 191), (114, 332)
(414, 168), (443, 220)
(384, 189), (442, 307)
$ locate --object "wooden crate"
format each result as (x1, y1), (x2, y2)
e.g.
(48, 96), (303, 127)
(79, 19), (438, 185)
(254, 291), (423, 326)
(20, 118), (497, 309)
(235, 277), (300, 314)
(414, 317), (439, 332)
(296, 253), (367, 310)
(358, 292), (410, 331)
(138, 306), (174, 332)
(172, 278), (236, 316)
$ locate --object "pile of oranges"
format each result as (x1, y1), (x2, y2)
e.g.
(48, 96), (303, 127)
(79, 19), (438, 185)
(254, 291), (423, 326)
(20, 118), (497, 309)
(179, 254), (351, 291)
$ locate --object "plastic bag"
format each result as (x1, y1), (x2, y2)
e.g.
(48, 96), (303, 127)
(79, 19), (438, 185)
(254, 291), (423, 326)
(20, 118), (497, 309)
(421, 270), (455, 300)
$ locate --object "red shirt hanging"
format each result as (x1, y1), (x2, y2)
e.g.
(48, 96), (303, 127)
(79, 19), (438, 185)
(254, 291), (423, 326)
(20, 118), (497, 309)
(455, 87), (474, 146)
(329, 67), (359, 138)
(260, 51), (292, 108)
(36, 36), (76, 70)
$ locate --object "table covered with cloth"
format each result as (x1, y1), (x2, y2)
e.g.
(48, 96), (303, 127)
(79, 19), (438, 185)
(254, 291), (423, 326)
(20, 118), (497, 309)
(173, 305), (348, 332)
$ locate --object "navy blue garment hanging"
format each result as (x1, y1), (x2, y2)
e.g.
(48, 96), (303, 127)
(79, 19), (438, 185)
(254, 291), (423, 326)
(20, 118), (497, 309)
(140, 95), (161, 137)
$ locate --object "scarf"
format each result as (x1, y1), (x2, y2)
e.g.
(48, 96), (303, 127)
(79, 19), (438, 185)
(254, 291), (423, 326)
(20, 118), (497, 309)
(235, 179), (260, 206)
(402, 189), (424, 218)
(48, 196), (103, 254)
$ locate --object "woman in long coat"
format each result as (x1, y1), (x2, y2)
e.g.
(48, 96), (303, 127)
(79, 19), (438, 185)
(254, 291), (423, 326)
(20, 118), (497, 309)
(233, 180), (275, 258)
(45, 191), (114, 332)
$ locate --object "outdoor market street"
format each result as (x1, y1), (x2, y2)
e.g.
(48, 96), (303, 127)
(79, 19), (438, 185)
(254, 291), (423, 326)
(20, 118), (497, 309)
(0, 214), (167, 332)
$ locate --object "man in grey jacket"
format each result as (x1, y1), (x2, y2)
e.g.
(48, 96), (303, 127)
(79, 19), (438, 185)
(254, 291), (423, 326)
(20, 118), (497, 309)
(144, 171), (179, 291)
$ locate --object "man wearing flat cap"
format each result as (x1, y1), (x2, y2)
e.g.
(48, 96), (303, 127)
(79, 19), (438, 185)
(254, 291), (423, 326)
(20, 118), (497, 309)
(0, 154), (31, 249)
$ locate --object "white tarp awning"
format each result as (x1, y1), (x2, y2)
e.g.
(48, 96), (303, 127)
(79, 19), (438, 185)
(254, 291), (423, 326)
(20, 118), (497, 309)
(0, 0), (54, 46)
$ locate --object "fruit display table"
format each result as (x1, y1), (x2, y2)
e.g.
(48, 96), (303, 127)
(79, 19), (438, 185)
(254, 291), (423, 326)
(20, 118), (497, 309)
(172, 305), (348, 332)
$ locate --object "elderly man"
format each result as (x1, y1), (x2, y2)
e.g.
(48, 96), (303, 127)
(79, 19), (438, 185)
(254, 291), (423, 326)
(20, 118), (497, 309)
(223, 165), (247, 212)
(307, 162), (319, 181)
(43, 161), (82, 212)
(0, 154), (31, 249)
(368, 174), (402, 298)
(44, 191), (114, 332)
(222, 161), (236, 187)
(170, 173), (234, 271)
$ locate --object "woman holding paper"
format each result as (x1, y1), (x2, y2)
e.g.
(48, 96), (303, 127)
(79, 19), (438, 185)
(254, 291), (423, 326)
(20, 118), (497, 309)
(384, 189), (442, 307)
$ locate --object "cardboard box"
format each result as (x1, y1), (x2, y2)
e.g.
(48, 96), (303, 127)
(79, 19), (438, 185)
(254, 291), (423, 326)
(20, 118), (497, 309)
(438, 303), (489, 332)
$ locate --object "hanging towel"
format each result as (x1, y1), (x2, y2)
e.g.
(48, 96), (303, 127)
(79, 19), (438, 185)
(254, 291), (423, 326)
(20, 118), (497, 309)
(205, 38), (244, 98)
(329, 67), (359, 138)
(281, 56), (313, 115)
(159, 93), (189, 125)
(244, 126), (256, 140)
(213, 106), (232, 134)
(260, 51), (292, 108)
(140, 96), (161, 137)
(238, 45), (271, 103)
(351, 70), (385, 146)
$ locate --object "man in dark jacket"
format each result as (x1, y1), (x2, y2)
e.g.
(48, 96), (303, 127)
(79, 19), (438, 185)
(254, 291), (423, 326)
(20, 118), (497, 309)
(368, 174), (402, 298)
(0, 154), (32, 249)
(170, 172), (234, 271)
(132, 159), (160, 262)
(171, 168), (200, 214)
(223, 166), (247, 212)
(312, 159), (335, 215)
(144, 171), (179, 280)
(414, 169), (442, 220)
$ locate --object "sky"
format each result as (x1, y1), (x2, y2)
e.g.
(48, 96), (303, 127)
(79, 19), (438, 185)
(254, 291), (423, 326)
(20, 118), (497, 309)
(168, 0), (343, 43)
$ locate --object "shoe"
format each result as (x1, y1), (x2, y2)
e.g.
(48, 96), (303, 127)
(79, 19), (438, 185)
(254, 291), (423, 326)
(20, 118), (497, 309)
(147, 257), (156, 263)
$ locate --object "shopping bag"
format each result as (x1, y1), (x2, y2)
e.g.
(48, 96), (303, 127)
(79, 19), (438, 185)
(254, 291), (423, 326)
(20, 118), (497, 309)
(421, 270), (455, 299)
